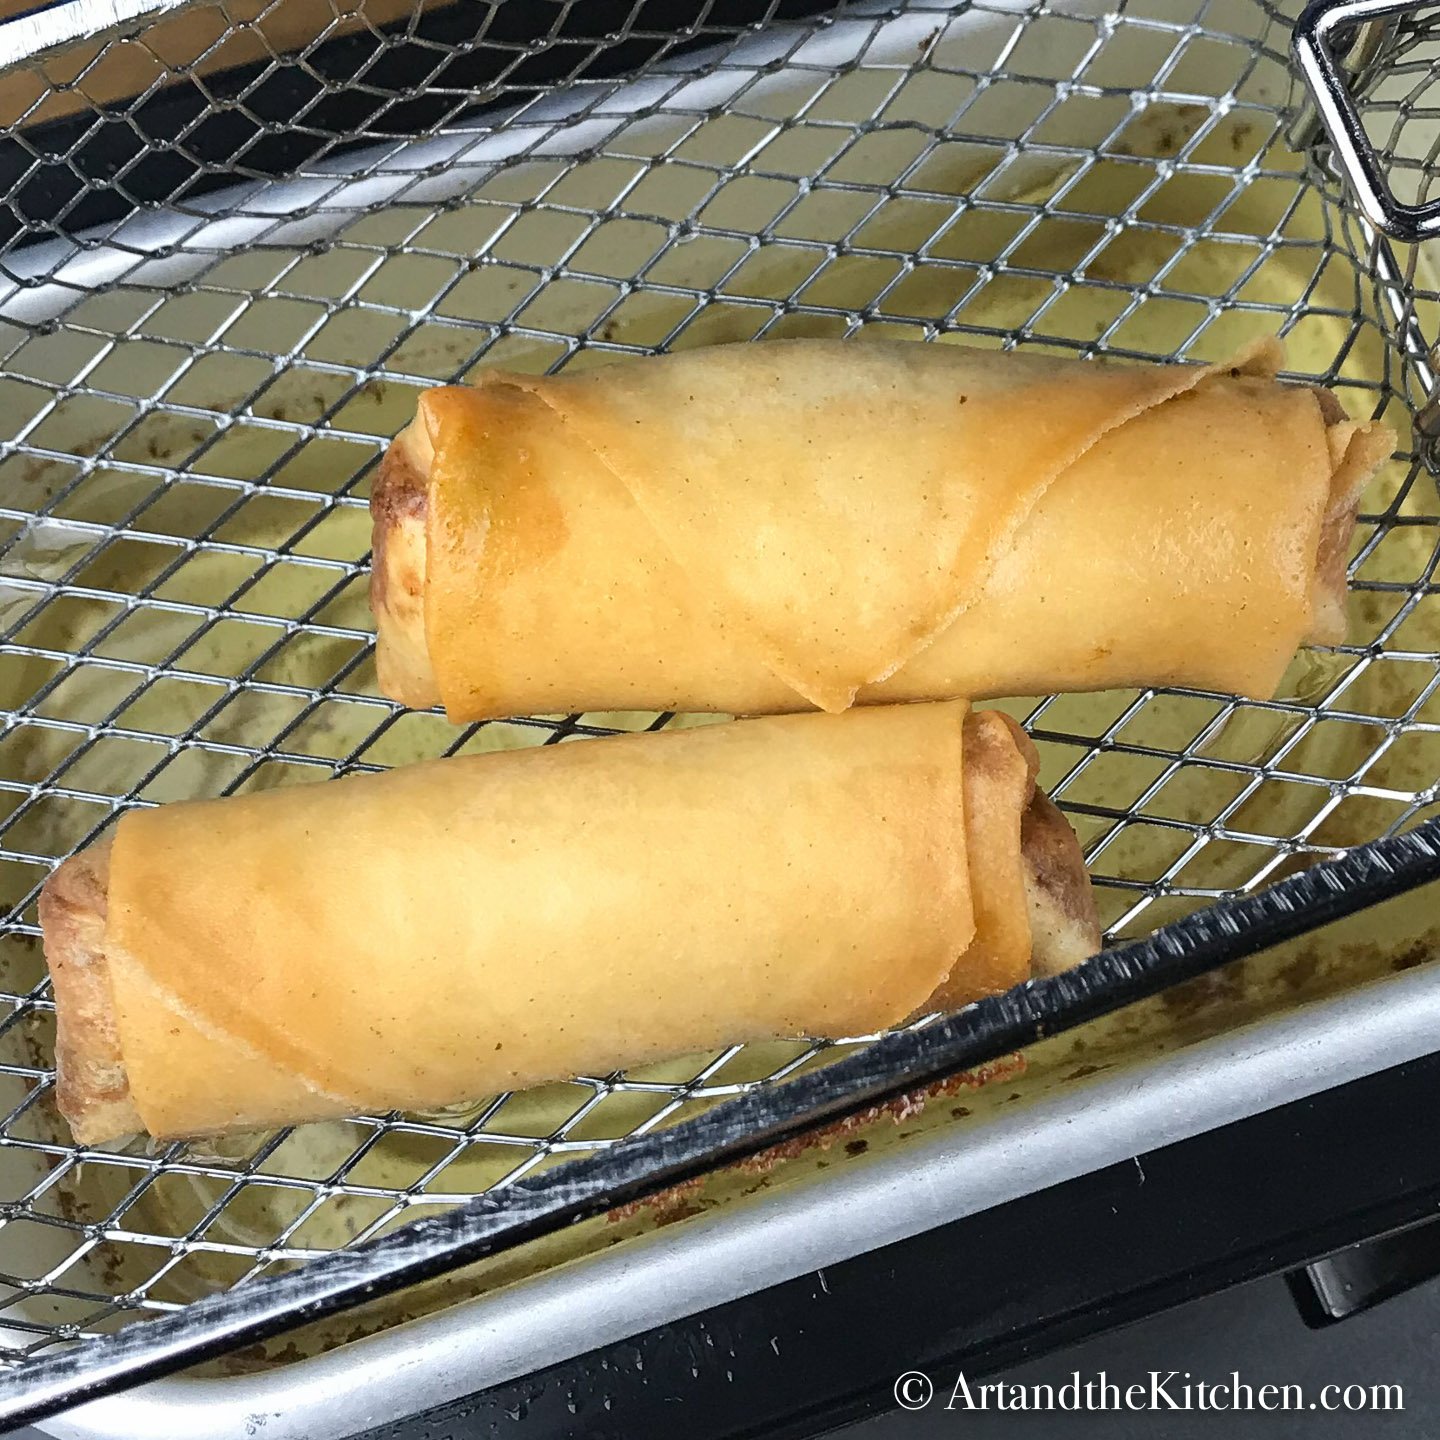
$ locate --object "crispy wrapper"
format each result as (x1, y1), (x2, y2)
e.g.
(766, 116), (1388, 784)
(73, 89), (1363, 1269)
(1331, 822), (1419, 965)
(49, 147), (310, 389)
(40, 703), (1097, 1144)
(371, 337), (1393, 720)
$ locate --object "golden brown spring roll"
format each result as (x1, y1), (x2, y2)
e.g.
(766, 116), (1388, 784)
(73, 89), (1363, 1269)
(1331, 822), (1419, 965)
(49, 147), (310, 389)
(371, 337), (1393, 721)
(40, 702), (1097, 1145)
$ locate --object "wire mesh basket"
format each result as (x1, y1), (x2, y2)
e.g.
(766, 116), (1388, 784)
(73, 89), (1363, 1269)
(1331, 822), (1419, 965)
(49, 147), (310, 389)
(3, 0), (1440, 1420)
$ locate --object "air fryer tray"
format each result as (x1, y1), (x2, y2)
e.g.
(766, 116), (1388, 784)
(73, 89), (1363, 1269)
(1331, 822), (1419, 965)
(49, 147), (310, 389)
(4, 0), (1440, 1427)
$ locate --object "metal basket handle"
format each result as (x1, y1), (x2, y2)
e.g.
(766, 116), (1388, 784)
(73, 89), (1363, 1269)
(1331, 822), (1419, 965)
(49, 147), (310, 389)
(1292, 0), (1439, 242)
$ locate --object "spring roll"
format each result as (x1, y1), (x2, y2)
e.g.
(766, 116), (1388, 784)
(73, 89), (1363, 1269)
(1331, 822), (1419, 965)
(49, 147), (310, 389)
(40, 702), (1097, 1145)
(371, 337), (1393, 721)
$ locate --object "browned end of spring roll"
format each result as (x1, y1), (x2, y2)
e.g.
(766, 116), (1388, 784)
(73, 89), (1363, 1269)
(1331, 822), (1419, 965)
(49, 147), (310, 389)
(42, 703), (1097, 1145)
(38, 835), (141, 1140)
(369, 338), (1393, 721)
(370, 416), (438, 708)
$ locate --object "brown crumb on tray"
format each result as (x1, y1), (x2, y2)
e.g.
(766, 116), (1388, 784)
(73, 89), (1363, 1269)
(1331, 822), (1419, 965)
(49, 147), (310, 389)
(606, 1174), (706, 1226)
(735, 1052), (1026, 1176)
(602, 1054), (1025, 1224)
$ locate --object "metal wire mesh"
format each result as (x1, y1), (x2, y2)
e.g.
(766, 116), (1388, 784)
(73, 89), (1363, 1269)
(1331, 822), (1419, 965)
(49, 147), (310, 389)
(0, 0), (1436, 1366)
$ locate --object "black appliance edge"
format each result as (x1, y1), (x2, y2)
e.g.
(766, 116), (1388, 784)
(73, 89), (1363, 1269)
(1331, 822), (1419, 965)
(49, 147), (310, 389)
(357, 1045), (1440, 1440)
